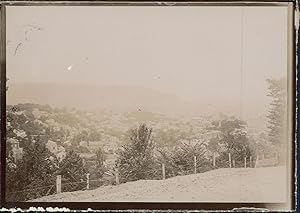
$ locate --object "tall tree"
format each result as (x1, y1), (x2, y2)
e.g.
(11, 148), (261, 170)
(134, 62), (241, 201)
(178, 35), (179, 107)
(6, 140), (57, 201)
(57, 150), (87, 192)
(266, 78), (287, 164)
(58, 150), (86, 182)
(116, 124), (157, 183)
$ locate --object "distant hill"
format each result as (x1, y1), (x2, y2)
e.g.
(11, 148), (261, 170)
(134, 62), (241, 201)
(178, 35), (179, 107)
(7, 82), (268, 130)
(7, 83), (201, 115)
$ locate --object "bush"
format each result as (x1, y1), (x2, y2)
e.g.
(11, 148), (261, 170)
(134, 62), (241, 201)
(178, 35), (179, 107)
(209, 118), (253, 167)
(158, 142), (211, 177)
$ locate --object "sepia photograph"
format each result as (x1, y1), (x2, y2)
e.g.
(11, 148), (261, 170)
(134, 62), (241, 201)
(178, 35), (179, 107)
(1, 1), (296, 211)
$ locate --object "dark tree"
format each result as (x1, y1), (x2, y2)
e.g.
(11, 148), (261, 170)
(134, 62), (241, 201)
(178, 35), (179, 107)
(94, 148), (107, 179)
(116, 124), (157, 183)
(58, 150), (87, 184)
(6, 141), (57, 201)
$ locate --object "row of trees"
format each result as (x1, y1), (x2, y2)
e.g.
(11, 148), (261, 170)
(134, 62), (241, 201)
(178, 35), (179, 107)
(6, 118), (251, 200)
(116, 119), (254, 183)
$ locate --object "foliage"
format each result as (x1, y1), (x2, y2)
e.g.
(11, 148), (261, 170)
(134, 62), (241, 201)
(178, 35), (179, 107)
(207, 136), (220, 153)
(58, 150), (87, 187)
(6, 140), (57, 202)
(71, 130), (89, 146)
(155, 128), (189, 148)
(158, 142), (210, 177)
(116, 124), (158, 183)
(209, 118), (253, 167)
(266, 78), (287, 164)
(94, 148), (107, 179)
(55, 150), (87, 192)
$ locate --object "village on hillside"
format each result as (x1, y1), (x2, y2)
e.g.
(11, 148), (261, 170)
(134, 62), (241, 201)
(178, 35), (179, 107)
(5, 78), (284, 202)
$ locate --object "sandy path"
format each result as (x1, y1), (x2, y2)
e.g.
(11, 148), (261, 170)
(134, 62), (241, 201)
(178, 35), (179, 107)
(30, 166), (286, 202)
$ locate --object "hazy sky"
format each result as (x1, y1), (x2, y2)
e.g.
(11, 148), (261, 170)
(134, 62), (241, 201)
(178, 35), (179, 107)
(6, 6), (288, 117)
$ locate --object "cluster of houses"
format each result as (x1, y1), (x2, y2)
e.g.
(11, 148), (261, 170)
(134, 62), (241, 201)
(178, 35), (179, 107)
(78, 134), (121, 167)
(8, 132), (121, 169)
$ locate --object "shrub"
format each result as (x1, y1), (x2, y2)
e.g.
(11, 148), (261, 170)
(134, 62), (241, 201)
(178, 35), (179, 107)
(158, 142), (211, 177)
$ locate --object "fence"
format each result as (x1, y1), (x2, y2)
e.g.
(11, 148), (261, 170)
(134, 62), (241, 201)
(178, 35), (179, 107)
(6, 153), (276, 202)
(116, 153), (264, 183)
(6, 171), (116, 202)
(6, 183), (56, 202)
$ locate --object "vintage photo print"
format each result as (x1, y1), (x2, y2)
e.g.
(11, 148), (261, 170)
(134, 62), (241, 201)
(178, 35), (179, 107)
(0, 1), (296, 211)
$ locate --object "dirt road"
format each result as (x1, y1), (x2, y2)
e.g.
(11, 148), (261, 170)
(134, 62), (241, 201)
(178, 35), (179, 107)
(31, 166), (287, 202)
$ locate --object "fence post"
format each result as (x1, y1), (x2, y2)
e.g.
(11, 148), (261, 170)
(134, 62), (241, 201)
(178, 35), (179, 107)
(228, 153), (232, 168)
(162, 163), (166, 180)
(255, 155), (259, 168)
(232, 159), (235, 168)
(250, 156), (252, 167)
(244, 156), (247, 168)
(213, 152), (216, 167)
(193, 156), (197, 174)
(86, 173), (90, 190)
(56, 175), (61, 194)
(115, 168), (120, 185)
